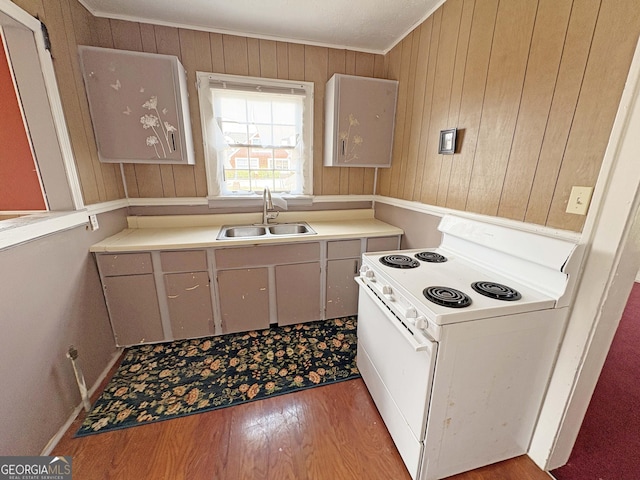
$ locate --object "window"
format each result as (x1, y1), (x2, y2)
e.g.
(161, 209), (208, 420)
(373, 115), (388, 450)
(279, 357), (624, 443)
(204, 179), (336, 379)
(197, 72), (313, 198)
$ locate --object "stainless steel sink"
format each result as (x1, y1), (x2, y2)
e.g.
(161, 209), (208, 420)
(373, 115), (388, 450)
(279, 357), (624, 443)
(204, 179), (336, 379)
(268, 223), (312, 235)
(217, 222), (316, 240)
(221, 226), (267, 238)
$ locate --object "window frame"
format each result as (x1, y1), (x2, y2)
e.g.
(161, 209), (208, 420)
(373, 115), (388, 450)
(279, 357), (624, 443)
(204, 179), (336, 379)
(196, 71), (314, 202)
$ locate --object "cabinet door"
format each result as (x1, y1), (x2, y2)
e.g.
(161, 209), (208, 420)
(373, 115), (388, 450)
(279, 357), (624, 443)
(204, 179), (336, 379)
(325, 74), (398, 167)
(78, 46), (194, 165)
(217, 268), (270, 334)
(275, 262), (322, 326)
(102, 274), (164, 346)
(326, 258), (361, 319)
(164, 272), (214, 340)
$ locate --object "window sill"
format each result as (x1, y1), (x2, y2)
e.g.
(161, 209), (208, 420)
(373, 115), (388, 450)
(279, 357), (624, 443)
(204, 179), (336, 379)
(207, 194), (313, 209)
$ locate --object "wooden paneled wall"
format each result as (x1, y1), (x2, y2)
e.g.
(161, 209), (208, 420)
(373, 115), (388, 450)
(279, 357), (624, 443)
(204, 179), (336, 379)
(379, 0), (640, 231)
(11, 0), (640, 232)
(12, 0), (384, 204)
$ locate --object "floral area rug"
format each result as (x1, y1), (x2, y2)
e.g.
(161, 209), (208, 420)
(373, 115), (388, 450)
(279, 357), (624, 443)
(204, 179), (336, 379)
(76, 317), (359, 436)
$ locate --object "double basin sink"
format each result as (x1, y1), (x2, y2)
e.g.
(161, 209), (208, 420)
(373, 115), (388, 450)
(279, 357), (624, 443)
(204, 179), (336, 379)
(216, 222), (316, 240)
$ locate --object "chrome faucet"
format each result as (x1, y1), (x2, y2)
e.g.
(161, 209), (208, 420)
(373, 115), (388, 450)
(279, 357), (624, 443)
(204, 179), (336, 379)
(262, 186), (279, 224)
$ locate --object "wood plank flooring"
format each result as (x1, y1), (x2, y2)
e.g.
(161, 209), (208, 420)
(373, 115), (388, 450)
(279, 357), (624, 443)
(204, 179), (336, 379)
(53, 373), (552, 480)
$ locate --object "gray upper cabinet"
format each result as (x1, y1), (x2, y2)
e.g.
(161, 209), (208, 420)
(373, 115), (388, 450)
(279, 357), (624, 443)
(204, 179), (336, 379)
(324, 74), (398, 168)
(78, 46), (194, 164)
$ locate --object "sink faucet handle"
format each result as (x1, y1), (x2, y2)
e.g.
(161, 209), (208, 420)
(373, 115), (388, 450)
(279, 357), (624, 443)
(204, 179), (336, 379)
(262, 186), (279, 224)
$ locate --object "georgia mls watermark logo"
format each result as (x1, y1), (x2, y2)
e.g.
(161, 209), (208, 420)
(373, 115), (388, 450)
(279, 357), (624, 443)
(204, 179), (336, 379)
(0, 456), (72, 480)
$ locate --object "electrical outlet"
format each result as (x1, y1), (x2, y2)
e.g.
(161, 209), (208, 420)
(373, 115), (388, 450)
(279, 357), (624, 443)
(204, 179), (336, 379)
(89, 214), (99, 231)
(566, 186), (593, 215)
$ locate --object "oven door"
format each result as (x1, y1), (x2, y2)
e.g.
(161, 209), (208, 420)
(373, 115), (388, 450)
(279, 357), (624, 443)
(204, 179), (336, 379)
(356, 278), (437, 479)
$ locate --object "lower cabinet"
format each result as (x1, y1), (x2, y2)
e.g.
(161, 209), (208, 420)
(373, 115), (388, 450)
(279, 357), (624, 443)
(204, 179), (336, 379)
(161, 250), (214, 340)
(217, 268), (270, 334)
(326, 239), (361, 319)
(96, 234), (401, 345)
(214, 242), (322, 332)
(326, 258), (360, 319)
(164, 271), (214, 339)
(275, 262), (322, 326)
(97, 253), (164, 346)
(324, 236), (400, 319)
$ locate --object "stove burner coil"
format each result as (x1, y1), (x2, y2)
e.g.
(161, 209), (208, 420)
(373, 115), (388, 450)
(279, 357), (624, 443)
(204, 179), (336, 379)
(471, 281), (522, 301)
(379, 255), (420, 269)
(423, 286), (472, 308)
(415, 251), (448, 263)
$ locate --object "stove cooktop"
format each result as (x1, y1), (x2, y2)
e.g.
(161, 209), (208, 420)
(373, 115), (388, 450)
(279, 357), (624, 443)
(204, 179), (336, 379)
(362, 248), (556, 325)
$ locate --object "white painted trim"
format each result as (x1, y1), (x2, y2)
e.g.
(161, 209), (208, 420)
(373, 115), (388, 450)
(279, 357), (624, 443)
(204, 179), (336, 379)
(375, 196), (581, 242)
(0, 0), (40, 30)
(32, 14), (84, 210)
(0, 211), (89, 251)
(85, 199), (129, 214)
(528, 36), (640, 470)
(40, 349), (123, 455)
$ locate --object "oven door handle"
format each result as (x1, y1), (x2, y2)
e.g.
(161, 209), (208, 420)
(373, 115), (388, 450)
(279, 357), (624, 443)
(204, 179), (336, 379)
(356, 277), (436, 353)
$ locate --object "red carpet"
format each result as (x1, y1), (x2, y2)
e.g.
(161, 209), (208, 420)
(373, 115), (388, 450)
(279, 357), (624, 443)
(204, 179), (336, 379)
(551, 282), (640, 480)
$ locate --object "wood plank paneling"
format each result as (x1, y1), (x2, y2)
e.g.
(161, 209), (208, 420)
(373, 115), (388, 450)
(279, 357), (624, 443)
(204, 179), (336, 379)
(326, 49), (346, 196)
(437, 0), (474, 206)
(16, 0), (640, 230)
(498, 0), (573, 221)
(414, 10), (442, 202)
(547, 0), (640, 231)
(388, 31), (414, 199)
(384, 0), (640, 232)
(402, 22), (431, 201)
(524, 1), (601, 226)
(419, 0), (462, 206)
(464, 0), (538, 215)
(444, 0), (498, 211)
(394, 30), (419, 200)
(304, 46), (329, 196)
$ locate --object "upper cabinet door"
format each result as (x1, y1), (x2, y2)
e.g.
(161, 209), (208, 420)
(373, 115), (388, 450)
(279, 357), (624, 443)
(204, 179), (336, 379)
(324, 74), (398, 168)
(78, 46), (194, 164)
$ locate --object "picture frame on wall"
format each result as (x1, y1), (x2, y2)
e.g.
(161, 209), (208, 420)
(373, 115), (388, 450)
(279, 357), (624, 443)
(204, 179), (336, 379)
(438, 128), (457, 154)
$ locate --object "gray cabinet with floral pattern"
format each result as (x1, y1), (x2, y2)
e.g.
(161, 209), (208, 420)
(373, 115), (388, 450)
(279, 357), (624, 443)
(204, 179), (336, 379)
(78, 46), (194, 164)
(324, 74), (398, 168)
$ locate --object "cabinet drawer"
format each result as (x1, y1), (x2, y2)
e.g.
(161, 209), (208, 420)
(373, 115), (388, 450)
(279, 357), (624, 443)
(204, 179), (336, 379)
(97, 252), (153, 276)
(215, 242), (320, 268)
(327, 239), (361, 259)
(160, 250), (207, 272)
(366, 236), (400, 253)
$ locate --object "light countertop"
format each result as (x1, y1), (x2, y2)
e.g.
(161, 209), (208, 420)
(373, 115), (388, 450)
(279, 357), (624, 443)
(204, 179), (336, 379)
(90, 209), (403, 252)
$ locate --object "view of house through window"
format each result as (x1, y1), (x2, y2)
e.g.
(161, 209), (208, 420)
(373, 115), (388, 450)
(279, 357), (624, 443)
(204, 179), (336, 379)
(215, 90), (300, 192)
(197, 73), (314, 197)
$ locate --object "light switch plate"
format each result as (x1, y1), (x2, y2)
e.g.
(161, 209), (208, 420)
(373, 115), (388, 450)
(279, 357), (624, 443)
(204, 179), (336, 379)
(566, 186), (594, 215)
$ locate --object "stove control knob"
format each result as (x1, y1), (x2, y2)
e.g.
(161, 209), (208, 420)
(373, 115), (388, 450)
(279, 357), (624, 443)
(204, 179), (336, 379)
(405, 307), (417, 319)
(415, 316), (427, 330)
(359, 265), (375, 279)
(382, 285), (393, 298)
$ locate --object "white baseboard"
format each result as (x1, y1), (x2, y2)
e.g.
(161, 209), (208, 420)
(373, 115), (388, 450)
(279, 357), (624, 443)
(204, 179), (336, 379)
(40, 349), (123, 455)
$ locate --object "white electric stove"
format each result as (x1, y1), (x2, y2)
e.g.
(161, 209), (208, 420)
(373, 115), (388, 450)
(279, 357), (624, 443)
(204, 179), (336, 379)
(355, 215), (583, 480)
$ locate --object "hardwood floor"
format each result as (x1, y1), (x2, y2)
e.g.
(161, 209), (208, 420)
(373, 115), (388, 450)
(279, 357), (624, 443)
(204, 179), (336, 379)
(53, 376), (552, 480)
